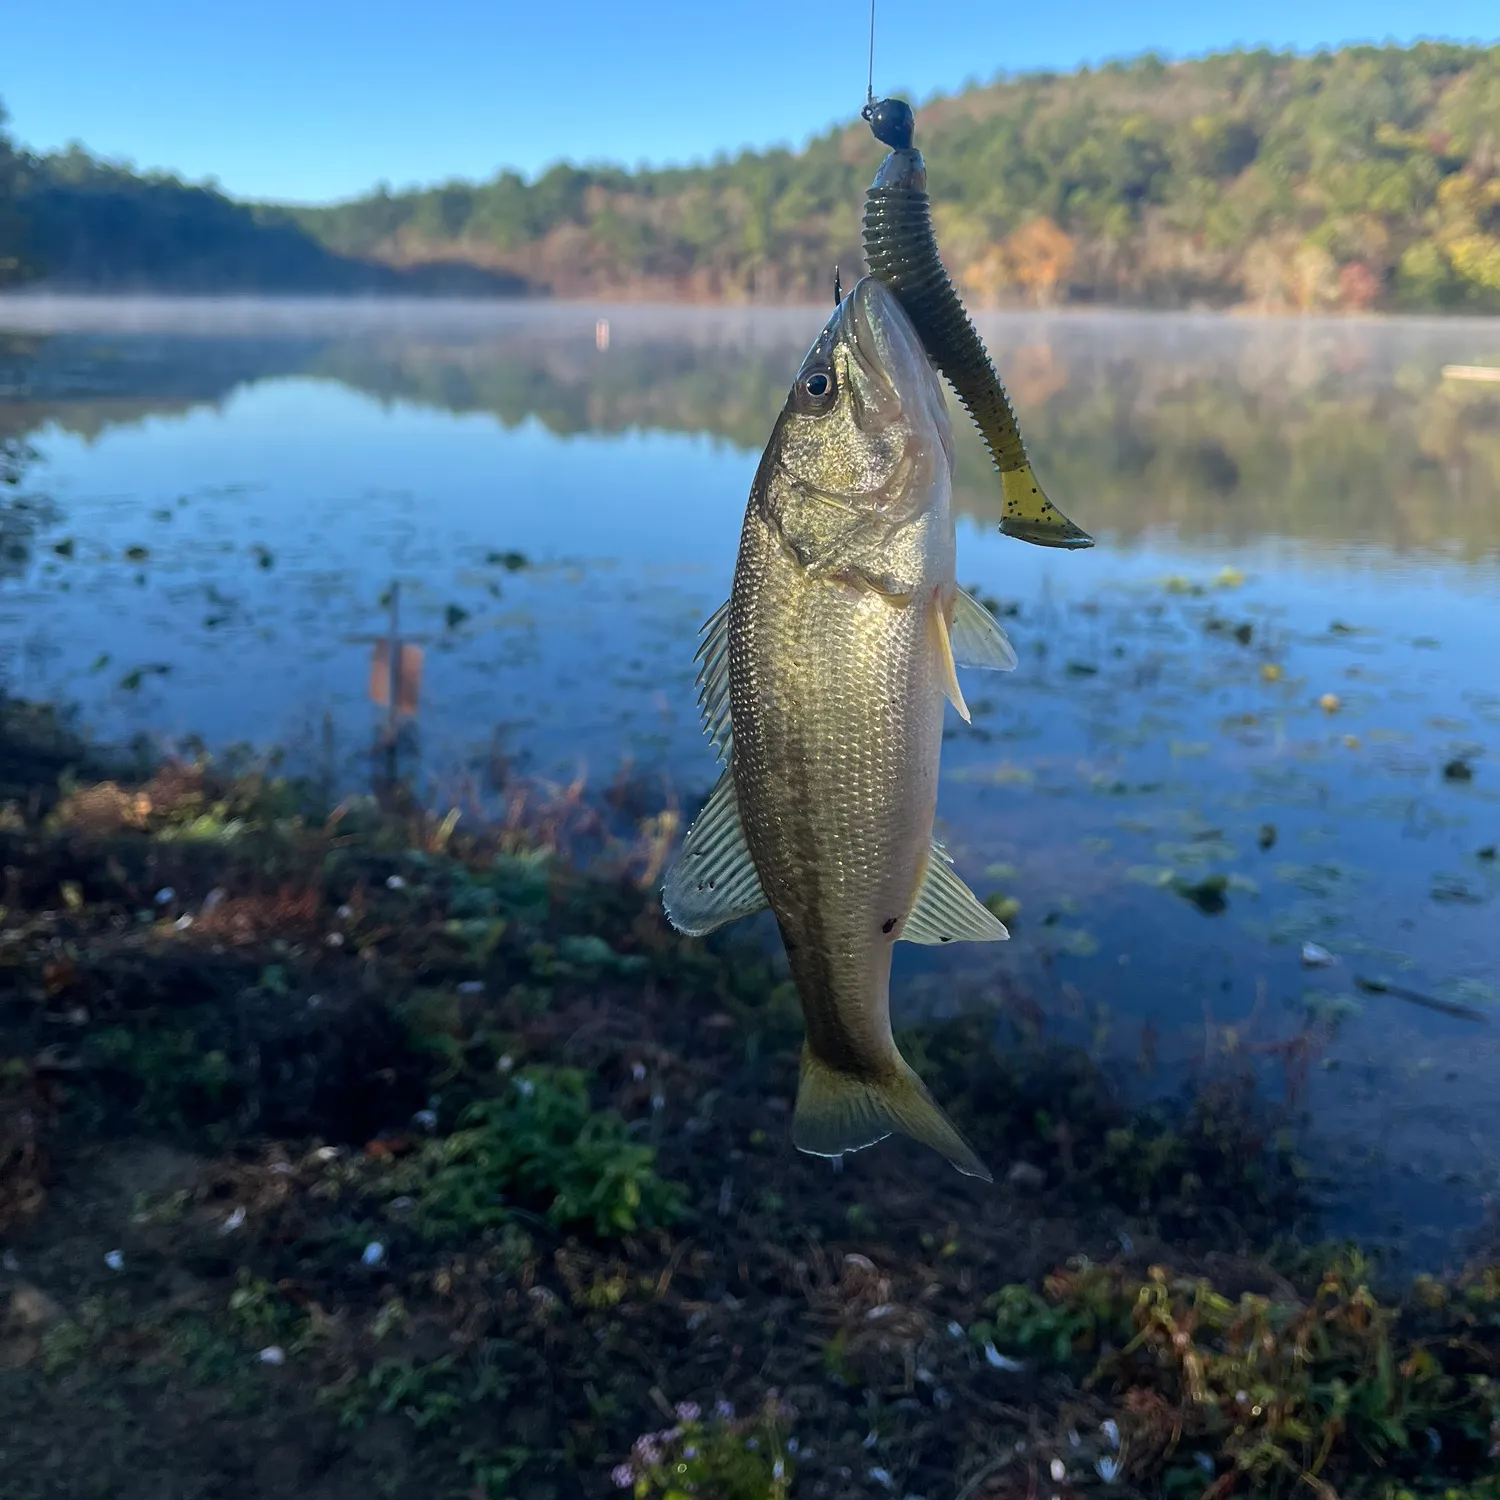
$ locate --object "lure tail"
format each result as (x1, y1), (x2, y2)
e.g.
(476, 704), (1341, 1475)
(861, 97), (1093, 551)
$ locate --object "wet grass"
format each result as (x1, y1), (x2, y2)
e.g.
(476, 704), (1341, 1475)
(1, 695), (1499, 1498)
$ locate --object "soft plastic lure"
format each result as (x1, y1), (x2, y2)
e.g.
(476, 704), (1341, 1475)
(861, 96), (1093, 549)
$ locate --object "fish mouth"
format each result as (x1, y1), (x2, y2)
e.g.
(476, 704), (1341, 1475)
(841, 275), (932, 427)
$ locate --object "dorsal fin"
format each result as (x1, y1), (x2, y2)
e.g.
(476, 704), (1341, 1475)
(693, 600), (733, 763)
(661, 768), (768, 936)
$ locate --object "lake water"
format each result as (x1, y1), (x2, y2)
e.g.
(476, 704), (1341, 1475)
(3, 294), (1499, 1259)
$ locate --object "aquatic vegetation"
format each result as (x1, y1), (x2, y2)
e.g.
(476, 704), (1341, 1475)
(972, 1256), (1500, 1496)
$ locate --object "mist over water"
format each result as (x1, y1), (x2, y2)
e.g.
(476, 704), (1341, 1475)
(3, 296), (1499, 1254)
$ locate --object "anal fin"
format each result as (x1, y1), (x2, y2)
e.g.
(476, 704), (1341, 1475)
(900, 838), (1009, 945)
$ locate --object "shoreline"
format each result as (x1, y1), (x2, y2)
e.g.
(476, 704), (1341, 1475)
(5, 289), (1500, 337)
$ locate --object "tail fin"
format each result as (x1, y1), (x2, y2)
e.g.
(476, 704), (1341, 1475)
(791, 1045), (991, 1181)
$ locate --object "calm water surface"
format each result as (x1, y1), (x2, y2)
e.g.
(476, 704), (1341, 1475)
(3, 296), (1499, 1258)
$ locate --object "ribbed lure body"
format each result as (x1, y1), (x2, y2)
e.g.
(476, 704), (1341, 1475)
(861, 98), (1093, 550)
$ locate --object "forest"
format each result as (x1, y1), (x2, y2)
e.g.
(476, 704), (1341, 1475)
(2, 43), (1500, 308)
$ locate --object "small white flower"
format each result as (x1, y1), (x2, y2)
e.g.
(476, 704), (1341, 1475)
(218, 1206), (246, 1235)
(1095, 1456), (1121, 1484)
(497, 1054), (514, 1073)
(174, 914), (193, 931)
(515, 1078), (536, 1099)
(325, 931), (344, 947)
(631, 1061), (647, 1082)
(386, 874), (406, 890)
(1049, 1458), (1066, 1482)
(675, 1401), (700, 1422)
(867, 1468), (893, 1489)
(1101, 1418), (1120, 1450)
(361, 1241), (386, 1266)
(947, 1320), (964, 1338)
(258, 1345), (286, 1366)
(412, 1109), (438, 1131)
(104, 1250), (124, 1271)
(1301, 941), (1334, 967)
(336, 904), (352, 920)
(1068, 1428), (1081, 1448)
(154, 887), (176, 905)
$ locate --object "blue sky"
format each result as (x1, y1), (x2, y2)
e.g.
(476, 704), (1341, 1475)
(3, 0), (1496, 205)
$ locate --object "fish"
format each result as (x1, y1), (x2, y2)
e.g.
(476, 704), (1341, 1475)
(661, 275), (1016, 1180)
(861, 95), (1093, 551)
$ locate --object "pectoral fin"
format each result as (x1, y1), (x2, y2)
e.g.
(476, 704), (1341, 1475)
(900, 838), (1010, 944)
(661, 768), (768, 936)
(999, 465), (1093, 550)
(693, 600), (733, 763)
(951, 588), (1018, 672)
(929, 593), (970, 722)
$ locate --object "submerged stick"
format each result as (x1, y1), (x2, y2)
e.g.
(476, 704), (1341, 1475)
(1354, 975), (1488, 1023)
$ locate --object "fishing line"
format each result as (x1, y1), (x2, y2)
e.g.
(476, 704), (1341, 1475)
(866, 0), (876, 104)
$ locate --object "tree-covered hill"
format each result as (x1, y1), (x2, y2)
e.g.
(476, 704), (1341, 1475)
(3, 43), (1500, 309)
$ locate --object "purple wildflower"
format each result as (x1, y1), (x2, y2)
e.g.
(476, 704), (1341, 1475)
(675, 1402), (701, 1423)
(611, 1464), (635, 1489)
(714, 1399), (735, 1421)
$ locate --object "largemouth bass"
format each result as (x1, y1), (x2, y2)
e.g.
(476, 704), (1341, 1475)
(662, 276), (1016, 1180)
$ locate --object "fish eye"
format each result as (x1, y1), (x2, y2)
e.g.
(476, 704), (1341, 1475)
(797, 367), (836, 410)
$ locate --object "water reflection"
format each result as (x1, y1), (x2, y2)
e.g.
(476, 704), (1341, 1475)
(2, 297), (1499, 1254)
(6, 298), (1500, 555)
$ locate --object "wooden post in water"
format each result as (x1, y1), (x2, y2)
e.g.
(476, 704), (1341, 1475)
(352, 581), (429, 806)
